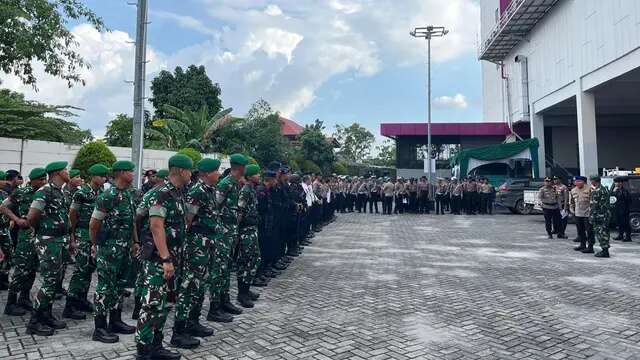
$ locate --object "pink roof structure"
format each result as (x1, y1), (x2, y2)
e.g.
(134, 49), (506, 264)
(380, 122), (519, 137)
(280, 116), (304, 137)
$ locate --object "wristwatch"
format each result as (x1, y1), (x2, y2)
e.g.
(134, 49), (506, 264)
(160, 256), (172, 264)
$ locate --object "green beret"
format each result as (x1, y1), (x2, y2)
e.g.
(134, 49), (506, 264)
(198, 158), (221, 172)
(0, 170), (6, 180)
(29, 167), (47, 180)
(69, 169), (81, 178)
(156, 169), (169, 179)
(112, 160), (135, 172)
(88, 164), (109, 177)
(589, 175), (601, 182)
(45, 161), (68, 173)
(245, 164), (260, 177)
(229, 153), (248, 166)
(168, 154), (193, 170)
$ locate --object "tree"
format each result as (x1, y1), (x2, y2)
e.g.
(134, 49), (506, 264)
(301, 160), (321, 174)
(334, 123), (375, 163)
(332, 162), (348, 175)
(0, 88), (92, 144)
(72, 141), (116, 179)
(299, 119), (335, 173)
(368, 139), (396, 167)
(104, 114), (132, 147)
(177, 148), (202, 165)
(150, 65), (222, 119)
(0, 0), (105, 89)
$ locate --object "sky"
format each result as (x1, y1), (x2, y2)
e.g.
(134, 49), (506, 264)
(2, 0), (483, 144)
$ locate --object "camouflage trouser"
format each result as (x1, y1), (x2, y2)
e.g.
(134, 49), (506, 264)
(135, 259), (170, 346)
(134, 258), (146, 298)
(592, 221), (610, 249)
(236, 226), (261, 285)
(0, 230), (12, 277)
(9, 230), (37, 294)
(208, 223), (236, 301)
(94, 240), (129, 316)
(67, 228), (96, 298)
(33, 236), (66, 311)
(56, 235), (71, 292)
(174, 232), (214, 322)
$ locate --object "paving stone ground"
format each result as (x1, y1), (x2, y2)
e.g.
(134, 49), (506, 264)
(2, 212), (640, 359)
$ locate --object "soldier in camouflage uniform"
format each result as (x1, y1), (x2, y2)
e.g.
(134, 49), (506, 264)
(135, 154), (193, 359)
(236, 164), (262, 308)
(55, 169), (84, 299)
(1, 168), (47, 316)
(0, 170), (12, 291)
(170, 159), (219, 347)
(211, 154), (248, 319)
(589, 175), (611, 258)
(25, 161), (71, 336)
(89, 161), (137, 343)
(63, 164), (108, 318)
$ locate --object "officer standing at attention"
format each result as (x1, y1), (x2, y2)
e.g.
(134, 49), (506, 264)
(416, 177), (429, 214)
(612, 177), (632, 242)
(236, 164), (262, 308)
(90, 160), (137, 343)
(135, 154), (193, 359)
(570, 176), (595, 253)
(538, 177), (561, 239)
(451, 178), (463, 215)
(1, 168), (47, 316)
(590, 175), (612, 258)
(553, 176), (569, 238)
(25, 161), (71, 336)
(171, 158), (219, 348)
(64, 164), (109, 319)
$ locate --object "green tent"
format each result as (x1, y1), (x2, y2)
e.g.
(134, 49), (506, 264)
(450, 138), (540, 178)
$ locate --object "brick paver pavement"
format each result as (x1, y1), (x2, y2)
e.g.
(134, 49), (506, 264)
(2, 213), (640, 359)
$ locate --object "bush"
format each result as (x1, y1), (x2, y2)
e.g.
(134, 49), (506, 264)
(72, 141), (117, 179)
(177, 148), (202, 166)
(301, 160), (321, 175)
(332, 162), (348, 175)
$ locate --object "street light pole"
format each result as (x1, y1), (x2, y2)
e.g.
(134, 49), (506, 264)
(410, 26), (448, 185)
(132, 0), (148, 189)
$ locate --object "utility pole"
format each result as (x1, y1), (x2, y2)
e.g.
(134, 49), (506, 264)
(132, 0), (148, 188)
(410, 26), (448, 185)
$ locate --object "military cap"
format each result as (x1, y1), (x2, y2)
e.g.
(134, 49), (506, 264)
(197, 158), (221, 172)
(589, 175), (601, 182)
(552, 175), (562, 180)
(267, 161), (282, 171)
(574, 175), (587, 182)
(544, 176), (552, 181)
(0, 171), (5, 180)
(111, 160), (135, 172)
(69, 168), (81, 178)
(168, 154), (193, 169)
(144, 169), (157, 176)
(264, 170), (277, 178)
(88, 164), (109, 177)
(614, 176), (626, 183)
(28, 167), (47, 180)
(5, 170), (20, 180)
(245, 164), (260, 177)
(281, 166), (290, 174)
(156, 169), (169, 178)
(229, 153), (248, 166)
(45, 161), (68, 173)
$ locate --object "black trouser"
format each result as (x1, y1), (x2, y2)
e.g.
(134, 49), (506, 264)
(559, 213), (567, 235)
(394, 195), (403, 214)
(409, 192), (417, 213)
(451, 195), (461, 214)
(443, 194), (450, 212)
(435, 194), (444, 215)
(463, 192), (473, 214)
(543, 208), (561, 236)
(356, 194), (367, 213)
(575, 216), (595, 247)
(418, 191), (429, 213)
(616, 211), (632, 239)
(368, 192), (379, 213)
(486, 196), (494, 215)
(383, 196), (393, 214)
(479, 193), (488, 214)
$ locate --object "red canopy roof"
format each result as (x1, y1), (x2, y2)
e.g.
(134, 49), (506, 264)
(280, 116), (304, 136)
(380, 122), (515, 137)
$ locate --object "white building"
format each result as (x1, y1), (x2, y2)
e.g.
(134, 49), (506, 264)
(480, 0), (640, 177)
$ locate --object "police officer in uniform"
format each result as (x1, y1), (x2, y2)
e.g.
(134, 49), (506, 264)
(612, 177), (632, 242)
(538, 177), (561, 239)
(570, 176), (595, 253)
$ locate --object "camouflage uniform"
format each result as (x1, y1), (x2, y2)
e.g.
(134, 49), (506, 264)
(135, 182), (186, 346)
(3, 184), (38, 295)
(590, 185), (611, 249)
(91, 186), (135, 317)
(67, 183), (100, 298)
(134, 188), (159, 300)
(237, 182), (261, 285)
(212, 175), (241, 302)
(174, 179), (219, 322)
(0, 189), (12, 285)
(30, 181), (69, 311)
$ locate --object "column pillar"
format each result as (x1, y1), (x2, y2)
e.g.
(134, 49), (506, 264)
(530, 108), (546, 178)
(576, 84), (598, 176)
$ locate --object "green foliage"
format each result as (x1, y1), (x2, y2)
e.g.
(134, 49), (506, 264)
(334, 123), (375, 163)
(0, 89), (92, 144)
(150, 65), (222, 119)
(332, 162), (348, 175)
(104, 114), (132, 147)
(0, 0), (105, 88)
(301, 160), (321, 174)
(177, 148), (202, 166)
(299, 119), (335, 173)
(368, 139), (396, 167)
(72, 141), (116, 179)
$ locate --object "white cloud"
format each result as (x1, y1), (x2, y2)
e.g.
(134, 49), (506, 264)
(151, 10), (219, 37)
(434, 93), (468, 110)
(264, 4), (283, 16)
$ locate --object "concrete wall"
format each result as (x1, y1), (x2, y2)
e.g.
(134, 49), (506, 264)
(0, 137), (229, 177)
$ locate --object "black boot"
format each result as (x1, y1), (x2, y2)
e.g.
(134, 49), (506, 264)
(573, 242), (586, 251)
(220, 293), (243, 315)
(613, 234), (624, 240)
(151, 332), (182, 360)
(206, 302), (233, 323)
(41, 305), (67, 329)
(76, 291), (94, 313)
(186, 310), (214, 337)
(4, 292), (27, 316)
(594, 247), (610, 258)
(18, 290), (34, 311)
(0, 273), (8, 290)
(252, 276), (268, 287)
(92, 314), (119, 343)
(170, 320), (200, 349)
(132, 296), (142, 320)
(623, 236), (632, 242)
(236, 282), (254, 309)
(62, 298), (86, 319)
(248, 289), (260, 301)
(136, 343), (152, 360)
(109, 308), (135, 334)
(581, 244), (594, 254)
(25, 310), (55, 336)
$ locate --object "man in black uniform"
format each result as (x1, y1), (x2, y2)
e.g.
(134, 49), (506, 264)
(612, 177), (632, 242)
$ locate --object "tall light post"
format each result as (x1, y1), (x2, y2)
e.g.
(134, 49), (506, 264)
(132, 0), (148, 189)
(410, 26), (448, 185)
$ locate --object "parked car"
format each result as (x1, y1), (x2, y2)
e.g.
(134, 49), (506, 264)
(603, 175), (640, 233)
(495, 178), (545, 215)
